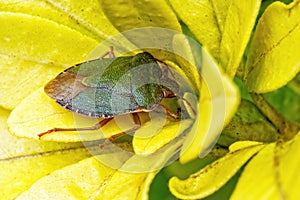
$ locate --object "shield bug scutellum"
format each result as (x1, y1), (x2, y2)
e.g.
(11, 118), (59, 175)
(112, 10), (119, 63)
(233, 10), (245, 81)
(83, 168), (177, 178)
(39, 47), (196, 146)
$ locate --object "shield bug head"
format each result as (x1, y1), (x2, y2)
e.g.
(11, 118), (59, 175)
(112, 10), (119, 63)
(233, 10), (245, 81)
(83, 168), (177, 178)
(39, 47), (196, 145)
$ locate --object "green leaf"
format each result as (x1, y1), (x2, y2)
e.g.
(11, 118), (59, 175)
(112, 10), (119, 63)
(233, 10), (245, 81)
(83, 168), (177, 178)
(245, 0), (300, 93)
(169, 141), (264, 199)
(0, 108), (92, 199)
(219, 99), (280, 147)
(264, 74), (300, 123)
(170, 0), (261, 78)
(100, 0), (181, 32)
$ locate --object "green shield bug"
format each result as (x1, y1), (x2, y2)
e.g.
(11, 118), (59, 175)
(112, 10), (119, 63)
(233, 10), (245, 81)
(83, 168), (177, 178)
(38, 47), (196, 145)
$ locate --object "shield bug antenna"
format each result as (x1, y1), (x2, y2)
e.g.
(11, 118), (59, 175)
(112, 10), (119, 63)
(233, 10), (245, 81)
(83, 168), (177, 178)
(39, 47), (196, 147)
(98, 46), (115, 59)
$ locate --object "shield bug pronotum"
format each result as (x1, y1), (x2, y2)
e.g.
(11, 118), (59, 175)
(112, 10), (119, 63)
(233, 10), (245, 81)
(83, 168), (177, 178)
(39, 47), (196, 145)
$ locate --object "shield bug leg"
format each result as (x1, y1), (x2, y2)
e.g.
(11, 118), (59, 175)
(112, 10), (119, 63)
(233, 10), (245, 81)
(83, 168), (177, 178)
(38, 118), (113, 138)
(99, 46), (115, 59)
(180, 97), (197, 117)
(99, 113), (141, 148)
(157, 104), (181, 120)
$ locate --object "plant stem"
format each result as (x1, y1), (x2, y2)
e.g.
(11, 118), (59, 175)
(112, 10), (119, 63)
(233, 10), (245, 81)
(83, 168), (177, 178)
(251, 93), (300, 140)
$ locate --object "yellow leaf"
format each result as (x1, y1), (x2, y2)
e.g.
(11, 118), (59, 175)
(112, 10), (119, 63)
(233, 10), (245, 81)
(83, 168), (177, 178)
(0, 0), (103, 41)
(0, 107), (92, 199)
(1, 148), (92, 200)
(8, 87), (94, 141)
(170, 0), (261, 78)
(231, 132), (300, 200)
(0, 54), (63, 109)
(171, 35), (239, 162)
(16, 157), (115, 200)
(45, 0), (119, 40)
(0, 12), (99, 109)
(0, 107), (84, 159)
(99, 170), (157, 200)
(171, 34), (203, 93)
(100, 0), (181, 32)
(99, 1), (182, 61)
(16, 155), (157, 200)
(245, 0), (300, 93)
(277, 132), (300, 199)
(2, 102), (137, 199)
(179, 49), (240, 163)
(133, 117), (194, 155)
(8, 87), (146, 142)
(231, 143), (281, 200)
(169, 141), (264, 199)
(0, 12), (98, 66)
